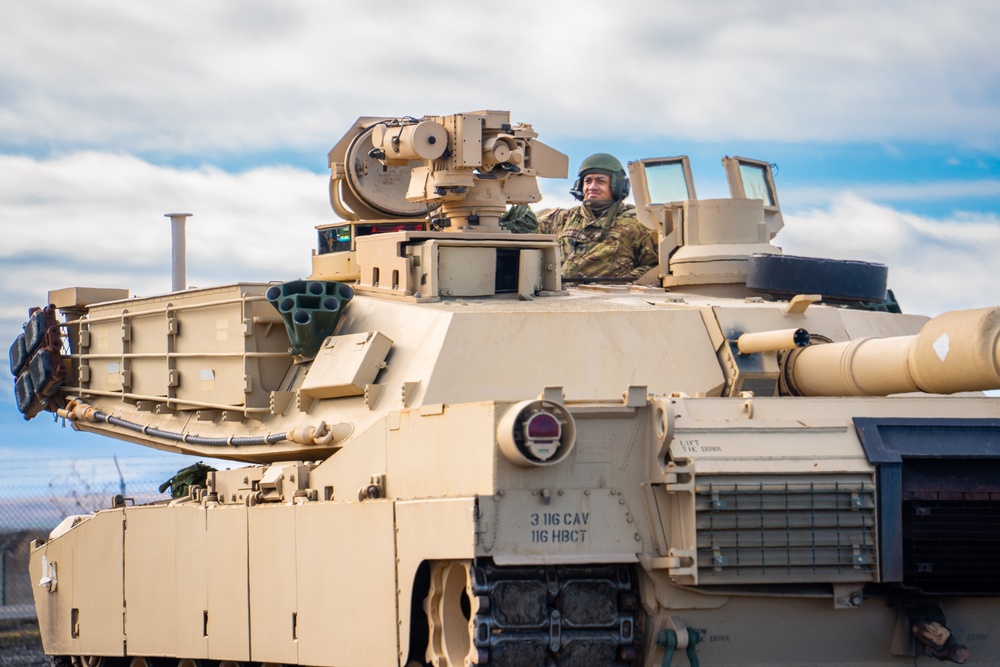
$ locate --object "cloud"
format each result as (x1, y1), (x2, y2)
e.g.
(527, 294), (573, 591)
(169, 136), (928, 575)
(621, 2), (1000, 143)
(2, 1), (999, 156)
(1, 152), (324, 290)
(777, 193), (1000, 316)
(0, 153), (328, 401)
(781, 179), (1000, 207)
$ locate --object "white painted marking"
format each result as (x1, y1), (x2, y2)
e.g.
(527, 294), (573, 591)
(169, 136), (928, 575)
(933, 333), (950, 361)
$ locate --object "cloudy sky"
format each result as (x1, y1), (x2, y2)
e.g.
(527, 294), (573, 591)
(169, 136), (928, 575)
(3, 0), (999, 460)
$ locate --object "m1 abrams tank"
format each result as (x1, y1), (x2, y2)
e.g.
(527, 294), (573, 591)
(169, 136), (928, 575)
(11, 110), (1000, 667)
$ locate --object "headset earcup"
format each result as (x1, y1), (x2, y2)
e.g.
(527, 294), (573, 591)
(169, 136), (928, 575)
(611, 173), (630, 200)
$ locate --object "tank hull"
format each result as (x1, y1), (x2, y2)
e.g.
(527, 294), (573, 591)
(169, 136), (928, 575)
(31, 390), (1000, 666)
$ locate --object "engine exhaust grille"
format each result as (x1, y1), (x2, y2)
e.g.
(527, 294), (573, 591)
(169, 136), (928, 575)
(694, 476), (878, 584)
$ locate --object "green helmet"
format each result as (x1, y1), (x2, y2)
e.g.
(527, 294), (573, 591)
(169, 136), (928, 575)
(570, 153), (630, 201)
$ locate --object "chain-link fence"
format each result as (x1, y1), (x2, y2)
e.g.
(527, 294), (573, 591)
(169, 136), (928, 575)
(0, 456), (202, 619)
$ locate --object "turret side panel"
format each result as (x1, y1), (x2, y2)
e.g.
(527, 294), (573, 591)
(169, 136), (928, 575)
(335, 296), (455, 412)
(839, 308), (928, 338)
(423, 309), (723, 404)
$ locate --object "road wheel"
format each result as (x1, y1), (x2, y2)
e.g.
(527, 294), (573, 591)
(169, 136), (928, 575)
(424, 560), (482, 666)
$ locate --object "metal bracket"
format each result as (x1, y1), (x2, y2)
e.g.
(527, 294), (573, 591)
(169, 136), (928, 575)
(401, 381), (420, 407)
(784, 293), (821, 315)
(358, 473), (386, 501)
(833, 584), (864, 609)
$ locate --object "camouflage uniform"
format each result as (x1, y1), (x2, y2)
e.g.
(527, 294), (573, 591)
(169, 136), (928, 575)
(537, 201), (658, 279)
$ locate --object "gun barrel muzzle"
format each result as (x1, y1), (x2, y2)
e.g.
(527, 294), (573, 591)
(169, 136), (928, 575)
(787, 307), (1000, 396)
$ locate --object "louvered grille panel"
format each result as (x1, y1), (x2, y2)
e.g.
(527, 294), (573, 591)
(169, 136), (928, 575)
(903, 492), (1000, 594)
(694, 477), (878, 584)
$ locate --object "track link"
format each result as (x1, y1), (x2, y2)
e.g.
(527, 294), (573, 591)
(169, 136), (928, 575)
(426, 560), (640, 667)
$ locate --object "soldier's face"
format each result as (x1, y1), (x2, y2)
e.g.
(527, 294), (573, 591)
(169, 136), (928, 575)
(582, 173), (612, 200)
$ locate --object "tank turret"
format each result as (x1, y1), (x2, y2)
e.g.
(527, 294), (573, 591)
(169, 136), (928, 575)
(12, 111), (1000, 667)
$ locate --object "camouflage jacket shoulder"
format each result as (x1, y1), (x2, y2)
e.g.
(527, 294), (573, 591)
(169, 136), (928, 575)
(536, 203), (658, 279)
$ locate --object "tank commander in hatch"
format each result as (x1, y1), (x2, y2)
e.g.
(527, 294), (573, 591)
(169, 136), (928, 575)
(535, 153), (658, 281)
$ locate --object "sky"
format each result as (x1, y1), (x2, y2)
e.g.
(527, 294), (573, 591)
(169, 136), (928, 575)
(2, 0), (1000, 462)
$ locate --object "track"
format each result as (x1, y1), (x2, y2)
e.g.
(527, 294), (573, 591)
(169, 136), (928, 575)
(425, 560), (641, 667)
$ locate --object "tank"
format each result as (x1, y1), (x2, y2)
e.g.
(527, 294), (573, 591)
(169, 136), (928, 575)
(10, 109), (1000, 667)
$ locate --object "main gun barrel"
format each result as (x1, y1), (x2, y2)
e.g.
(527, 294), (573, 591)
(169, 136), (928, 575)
(787, 307), (1000, 396)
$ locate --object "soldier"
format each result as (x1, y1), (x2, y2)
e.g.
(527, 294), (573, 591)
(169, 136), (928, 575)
(537, 153), (658, 280)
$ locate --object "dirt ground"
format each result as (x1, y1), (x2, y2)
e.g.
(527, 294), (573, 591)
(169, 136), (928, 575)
(0, 619), (46, 667)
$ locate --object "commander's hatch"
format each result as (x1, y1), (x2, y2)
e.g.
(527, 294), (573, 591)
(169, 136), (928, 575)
(629, 155), (784, 292)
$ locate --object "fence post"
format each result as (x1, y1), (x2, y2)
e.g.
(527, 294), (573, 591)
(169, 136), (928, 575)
(1, 545), (7, 606)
